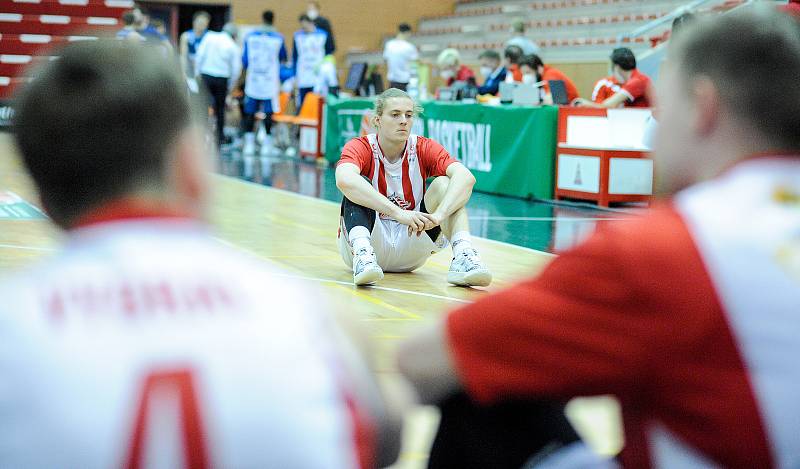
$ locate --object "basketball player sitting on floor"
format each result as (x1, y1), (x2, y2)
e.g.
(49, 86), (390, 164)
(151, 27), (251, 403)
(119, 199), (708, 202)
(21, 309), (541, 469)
(335, 88), (492, 287)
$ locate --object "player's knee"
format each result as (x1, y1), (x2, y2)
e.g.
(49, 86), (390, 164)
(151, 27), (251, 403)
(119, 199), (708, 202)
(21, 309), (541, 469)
(425, 176), (450, 205)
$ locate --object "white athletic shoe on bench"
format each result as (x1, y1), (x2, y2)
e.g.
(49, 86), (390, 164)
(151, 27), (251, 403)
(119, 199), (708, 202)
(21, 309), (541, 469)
(353, 246), (383, 286)
(447, 248), (492, 287)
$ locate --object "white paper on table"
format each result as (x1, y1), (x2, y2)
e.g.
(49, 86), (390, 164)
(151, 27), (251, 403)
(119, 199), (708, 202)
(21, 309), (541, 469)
(607, 108), (652, 149)
(566, 116), (611, 147)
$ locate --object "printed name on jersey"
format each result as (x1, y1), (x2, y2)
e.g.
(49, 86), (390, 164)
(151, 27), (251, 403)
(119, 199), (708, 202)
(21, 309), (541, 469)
(44, 280), (238, 321)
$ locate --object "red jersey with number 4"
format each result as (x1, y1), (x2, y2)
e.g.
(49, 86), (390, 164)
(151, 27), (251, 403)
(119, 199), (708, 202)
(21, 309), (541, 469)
(0, 208), (374, 468)
(338, 134), (458, 215)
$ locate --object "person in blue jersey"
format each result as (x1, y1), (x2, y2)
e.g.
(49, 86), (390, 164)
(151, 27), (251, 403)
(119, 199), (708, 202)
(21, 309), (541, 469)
(292, 13), (333, 107)
(130, 3), (170, 45)
(306, 1), (336, 55)
(179, 11), (210, 78)
(116, 11), (144, 42)
(241, 10), (288, 156)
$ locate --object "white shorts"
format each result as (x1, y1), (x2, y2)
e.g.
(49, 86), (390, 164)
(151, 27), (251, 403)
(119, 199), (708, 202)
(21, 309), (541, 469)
(338, 214), (449, 272)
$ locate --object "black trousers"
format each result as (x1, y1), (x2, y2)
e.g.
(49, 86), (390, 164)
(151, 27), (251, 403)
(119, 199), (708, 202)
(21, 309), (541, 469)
(340, 189), (441, 242)
(389, 81), (409, 91)
(428, 392), (581, 469)
(241, 111), (273, 136)
(298, 86), (314, 108)
(201, 74), (229, 145)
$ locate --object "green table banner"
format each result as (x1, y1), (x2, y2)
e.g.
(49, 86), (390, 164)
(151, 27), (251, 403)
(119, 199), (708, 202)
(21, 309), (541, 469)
(323, 97), (558, 199)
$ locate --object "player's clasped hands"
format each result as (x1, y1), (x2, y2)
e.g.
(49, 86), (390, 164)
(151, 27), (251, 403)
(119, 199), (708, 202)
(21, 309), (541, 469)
(395, 210), (439, 237)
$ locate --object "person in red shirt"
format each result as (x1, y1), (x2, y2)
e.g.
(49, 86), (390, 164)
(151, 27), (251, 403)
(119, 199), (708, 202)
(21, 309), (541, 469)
(397, 8), (800, 468)
(519, 54), (580, 104)
(590, 75), (621, 103)
(574, 47), (654, 108)
(780, 0), (800, 17)
(436, 48), (475, 86)
(503, 45), (523, 83)
(335, 88), (491, 287)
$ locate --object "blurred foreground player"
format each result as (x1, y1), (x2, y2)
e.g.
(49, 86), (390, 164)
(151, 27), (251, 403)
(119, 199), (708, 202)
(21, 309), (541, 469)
(5, 40), (402, 468)
(335, 88), (491, 287)
(398, 7), (800, 468)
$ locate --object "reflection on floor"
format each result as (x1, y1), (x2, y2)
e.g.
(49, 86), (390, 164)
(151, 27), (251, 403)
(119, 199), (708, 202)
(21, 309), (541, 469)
(218, 152), (634, 253)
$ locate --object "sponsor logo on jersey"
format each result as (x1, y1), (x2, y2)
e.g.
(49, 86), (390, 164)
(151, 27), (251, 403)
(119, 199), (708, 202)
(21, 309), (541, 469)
(387, 192), (411, 210)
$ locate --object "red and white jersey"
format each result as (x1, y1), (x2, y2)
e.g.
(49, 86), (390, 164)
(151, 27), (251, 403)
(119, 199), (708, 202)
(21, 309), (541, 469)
(445, 157), (800, 468)
(591, 76), (621, 103)
(618, 69), (654, 108)
(0, 207), (372, 468)
(338, 134), (458, 217)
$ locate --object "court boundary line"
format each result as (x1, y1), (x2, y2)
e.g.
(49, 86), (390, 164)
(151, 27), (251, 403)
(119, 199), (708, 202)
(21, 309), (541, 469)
(470, 216), (628, 222)
(213, 236), (471, 304)
(218, 174), (558, 256)
(0, 243), (55, 252)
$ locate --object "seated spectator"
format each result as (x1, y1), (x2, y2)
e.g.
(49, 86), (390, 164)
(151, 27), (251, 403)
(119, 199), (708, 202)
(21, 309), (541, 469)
(397, 7), (800, 468)
(476, 50), (506, 95)
(505, 19), (540, 56)
(590, 74), (622, 103)
(436, 48), (474, 86)
(573, 47), (653, 108)
(503, 45), (523, 83)
(519, 54), (579, 103)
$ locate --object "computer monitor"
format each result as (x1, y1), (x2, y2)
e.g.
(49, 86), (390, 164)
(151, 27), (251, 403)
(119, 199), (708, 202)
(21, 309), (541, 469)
(437, 87), (457, 101)
(498, 82), (518, 103)
(549, 80), (569, 105)
(344, 62), (367, 90)
(370, 71), (384, 94)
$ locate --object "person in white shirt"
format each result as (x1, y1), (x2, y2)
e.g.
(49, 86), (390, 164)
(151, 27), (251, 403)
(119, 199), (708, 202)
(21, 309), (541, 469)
(314, 54), (339, 98)
(293, 13), (332, 107)
(7, 39), (404, 469)
(195, 23), (242, 146)
(505, 18), (540, 57)
(383, 23), (419, 91)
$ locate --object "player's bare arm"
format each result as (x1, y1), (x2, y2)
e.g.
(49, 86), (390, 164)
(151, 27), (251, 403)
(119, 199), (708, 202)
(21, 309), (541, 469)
(396, 321), (461, 404)
(336, 162), (432, 235)
(424, 162), (476, 229)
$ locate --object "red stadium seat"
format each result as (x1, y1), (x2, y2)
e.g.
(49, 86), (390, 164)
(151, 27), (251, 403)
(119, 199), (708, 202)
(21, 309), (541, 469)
(0, 34), (76, 56)
(0, 14), (118, 36)
(0, 0), (130, 18)
(0, 54), (50, 76)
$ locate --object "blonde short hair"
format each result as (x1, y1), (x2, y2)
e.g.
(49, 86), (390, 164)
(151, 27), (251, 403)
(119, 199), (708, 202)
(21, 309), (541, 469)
(374, 88), (424, 117)
(436, 48), (460, 68)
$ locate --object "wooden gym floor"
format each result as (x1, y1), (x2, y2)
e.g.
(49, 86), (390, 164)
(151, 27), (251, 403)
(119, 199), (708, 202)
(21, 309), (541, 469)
(0, 132), (622, 468)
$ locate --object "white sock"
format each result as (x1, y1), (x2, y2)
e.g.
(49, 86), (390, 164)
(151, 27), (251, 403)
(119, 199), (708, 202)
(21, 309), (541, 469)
(450, 231), (473, 257)
(349, 226), (372, 252)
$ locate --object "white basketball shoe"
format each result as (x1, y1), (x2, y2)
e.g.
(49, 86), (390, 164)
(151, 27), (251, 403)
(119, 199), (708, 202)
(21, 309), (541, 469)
(447, 248), (492, 287)
(353, 246), (384, 286)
